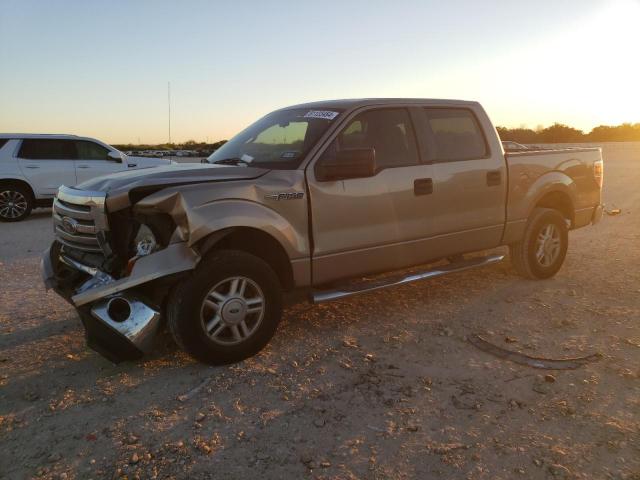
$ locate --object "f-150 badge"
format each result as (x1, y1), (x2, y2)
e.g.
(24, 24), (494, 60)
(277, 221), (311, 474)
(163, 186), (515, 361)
(265, 192), (304, 201)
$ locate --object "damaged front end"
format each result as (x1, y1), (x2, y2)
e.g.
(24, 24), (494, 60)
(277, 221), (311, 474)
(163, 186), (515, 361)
(42, 186), (199, 362)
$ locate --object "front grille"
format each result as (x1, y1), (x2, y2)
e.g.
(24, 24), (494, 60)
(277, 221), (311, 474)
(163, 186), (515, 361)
(53, 186), (109, 253)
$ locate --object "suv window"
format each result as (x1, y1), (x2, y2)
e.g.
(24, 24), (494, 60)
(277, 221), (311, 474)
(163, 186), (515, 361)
(75, 140), (110, 160)
(321, 108), (419, 170)
(18, 139), (77, 160)
(424, 108), (488, 161)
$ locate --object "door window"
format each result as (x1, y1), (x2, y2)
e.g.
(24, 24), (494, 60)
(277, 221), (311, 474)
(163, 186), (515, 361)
(423, 108), (488, 161)
(318, 108), (419, 173)
(18, 139), (77, 159)
(75, 141), (110, 160)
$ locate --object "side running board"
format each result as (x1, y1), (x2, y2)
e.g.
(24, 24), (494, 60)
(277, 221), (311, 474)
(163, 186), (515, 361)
(312, 254), (504, 304)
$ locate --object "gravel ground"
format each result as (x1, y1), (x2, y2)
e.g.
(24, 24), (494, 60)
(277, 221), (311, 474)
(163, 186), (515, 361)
(1, 143), (639, 479)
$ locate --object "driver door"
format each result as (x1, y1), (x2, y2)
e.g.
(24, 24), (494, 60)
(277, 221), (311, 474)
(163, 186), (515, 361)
(307, 107), (435, 285)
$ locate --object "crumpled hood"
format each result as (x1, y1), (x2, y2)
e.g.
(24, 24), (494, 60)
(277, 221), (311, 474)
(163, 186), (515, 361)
(77, 163), (269, 193)
(75, 163), (270, 211)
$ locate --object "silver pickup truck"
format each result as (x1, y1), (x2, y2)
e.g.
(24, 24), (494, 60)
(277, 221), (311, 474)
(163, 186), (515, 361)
(42, 99), (604, 364)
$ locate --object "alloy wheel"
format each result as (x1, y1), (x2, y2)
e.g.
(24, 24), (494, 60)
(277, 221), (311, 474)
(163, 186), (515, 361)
(0, 190), (28, 219)
(200, 276), (265, 345)
(535, 223), (561, 267)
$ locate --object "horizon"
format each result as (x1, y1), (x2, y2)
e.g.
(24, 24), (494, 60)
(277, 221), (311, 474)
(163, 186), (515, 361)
(1, 0), (639, 144)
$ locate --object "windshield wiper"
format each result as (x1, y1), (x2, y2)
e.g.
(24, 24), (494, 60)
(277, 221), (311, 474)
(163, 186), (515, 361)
(212, 157), (251, 166)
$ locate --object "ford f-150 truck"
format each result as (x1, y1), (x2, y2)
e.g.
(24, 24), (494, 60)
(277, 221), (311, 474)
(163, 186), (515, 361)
(41, 99), (604, 364)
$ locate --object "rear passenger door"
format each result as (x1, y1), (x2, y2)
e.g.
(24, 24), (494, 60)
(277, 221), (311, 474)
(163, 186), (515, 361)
(74, 140), (125, 184)
(418, 107), (506, 253)
(17, 139), (77, 196)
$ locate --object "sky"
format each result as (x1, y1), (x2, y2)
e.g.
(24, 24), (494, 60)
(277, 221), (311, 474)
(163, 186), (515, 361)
(1, 0), (639, 144)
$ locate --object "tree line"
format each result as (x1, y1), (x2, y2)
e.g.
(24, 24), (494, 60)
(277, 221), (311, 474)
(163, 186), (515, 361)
(497, 123), (640, 144)
(112, 139), (227, 152)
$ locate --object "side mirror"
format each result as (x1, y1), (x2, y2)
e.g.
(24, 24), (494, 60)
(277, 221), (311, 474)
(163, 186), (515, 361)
(108, 151), (123, 163)
(316, 148), (376, 181)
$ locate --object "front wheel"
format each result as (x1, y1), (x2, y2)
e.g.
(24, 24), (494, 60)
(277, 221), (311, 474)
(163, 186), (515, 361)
(509, 208), (569, 279)
(167, 250), (283, 365)
(0, 184), (33, 222)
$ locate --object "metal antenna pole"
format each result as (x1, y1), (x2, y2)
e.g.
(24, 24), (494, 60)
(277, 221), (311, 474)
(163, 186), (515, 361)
(168, 82), (171, 144)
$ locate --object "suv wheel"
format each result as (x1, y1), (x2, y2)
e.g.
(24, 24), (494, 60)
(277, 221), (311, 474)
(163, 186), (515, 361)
(167, 250), (283, 365)
(510, 207), (569, 279)
(0, 184), (33, 222)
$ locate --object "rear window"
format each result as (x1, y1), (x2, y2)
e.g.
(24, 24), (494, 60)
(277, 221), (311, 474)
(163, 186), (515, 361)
(18, 139), (77, 160)
(0, 139), (8, 150)
(424, 108), (488, 161)
(75, 140), (110, 160)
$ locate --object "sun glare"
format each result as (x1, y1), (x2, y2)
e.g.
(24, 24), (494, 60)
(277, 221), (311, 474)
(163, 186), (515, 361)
(496, 0), (640, 129)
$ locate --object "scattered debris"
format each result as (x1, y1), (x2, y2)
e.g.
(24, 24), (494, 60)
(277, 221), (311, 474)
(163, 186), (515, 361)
(548, 463), (572, 478)
(47, 453), (61, 463)
(177, 377), (212, 402)
(605, 207), (622, 216)
(532, 377), (553, 394)
(468, 334), (601, 370)
(313, 419), (326, 428)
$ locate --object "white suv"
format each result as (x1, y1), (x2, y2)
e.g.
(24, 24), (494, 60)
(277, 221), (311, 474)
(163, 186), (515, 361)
(0, 134), (173, 221)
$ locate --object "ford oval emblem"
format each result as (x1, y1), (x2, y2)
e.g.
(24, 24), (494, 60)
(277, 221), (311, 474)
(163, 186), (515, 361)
(61, 216), (79, 234)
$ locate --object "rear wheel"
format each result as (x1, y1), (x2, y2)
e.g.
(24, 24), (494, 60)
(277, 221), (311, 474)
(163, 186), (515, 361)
(510, 208), (568, 279)
(167, 250), (283, 365)
(0, 184), (33, 222)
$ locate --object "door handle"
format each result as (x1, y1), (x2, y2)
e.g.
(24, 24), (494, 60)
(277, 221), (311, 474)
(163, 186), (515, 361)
(24, 165), (40, 169)
(414, 178), (433, 195)
(77, 164), (90, 169)
(486, 170), (501, 186)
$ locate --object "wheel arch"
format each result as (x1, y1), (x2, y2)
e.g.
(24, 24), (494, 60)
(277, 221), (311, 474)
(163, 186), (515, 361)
(533, 189), (575, 225)
(524, 171), (577, 225)
(0, 177), (36, 200)
(196, 227), (295, 291)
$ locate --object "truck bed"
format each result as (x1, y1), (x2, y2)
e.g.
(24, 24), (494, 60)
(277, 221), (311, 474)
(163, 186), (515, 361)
(503, 147), (603, 242)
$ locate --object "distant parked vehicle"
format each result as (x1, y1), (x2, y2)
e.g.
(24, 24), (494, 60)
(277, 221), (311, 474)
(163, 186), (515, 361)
(176, 150), (196, 157)
(0, 134), (174, 221)
(502, 141), (530, 152)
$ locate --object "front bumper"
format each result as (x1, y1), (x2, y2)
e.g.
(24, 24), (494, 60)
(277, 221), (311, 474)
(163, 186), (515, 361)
(42, 242), (199, 362)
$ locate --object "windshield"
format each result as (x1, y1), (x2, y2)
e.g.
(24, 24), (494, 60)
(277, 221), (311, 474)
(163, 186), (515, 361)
(206, 108), (342, 169)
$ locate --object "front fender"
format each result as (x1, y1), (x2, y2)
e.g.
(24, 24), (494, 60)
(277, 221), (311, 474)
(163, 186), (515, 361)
(188, 199), (308, 258)
(135, 191), (308, 260)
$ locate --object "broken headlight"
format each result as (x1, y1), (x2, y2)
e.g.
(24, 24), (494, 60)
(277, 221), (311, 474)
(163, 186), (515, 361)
(134, 224), (158, 257)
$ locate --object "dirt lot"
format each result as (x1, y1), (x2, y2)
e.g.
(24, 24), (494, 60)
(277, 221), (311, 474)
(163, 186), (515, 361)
(1, 143), (639, 480)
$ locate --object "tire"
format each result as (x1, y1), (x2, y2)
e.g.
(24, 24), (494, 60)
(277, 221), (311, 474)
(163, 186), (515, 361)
(0, 183), (33, 222)
(509, 208), (569, 279)
(167, 249), (283, 365)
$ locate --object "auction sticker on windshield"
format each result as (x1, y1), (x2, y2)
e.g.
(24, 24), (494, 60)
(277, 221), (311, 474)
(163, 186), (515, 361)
(304, 110), (339, 120)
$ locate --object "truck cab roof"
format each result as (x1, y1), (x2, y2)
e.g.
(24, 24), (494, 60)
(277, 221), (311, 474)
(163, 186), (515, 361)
(282, 98), (480, 111)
